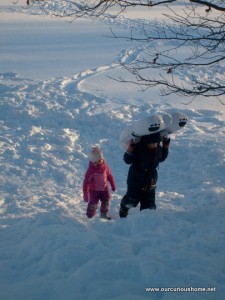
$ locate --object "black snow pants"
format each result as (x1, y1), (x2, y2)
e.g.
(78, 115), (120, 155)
(119, 185), (156, 218)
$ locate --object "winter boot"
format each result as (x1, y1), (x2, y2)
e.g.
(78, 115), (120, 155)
(100, 213), (112, 220)
(149, 199), (156, 210)
(119, 205), (129, 218)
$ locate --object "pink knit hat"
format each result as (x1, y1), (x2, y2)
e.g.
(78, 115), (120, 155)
(90, 145), (104, 163)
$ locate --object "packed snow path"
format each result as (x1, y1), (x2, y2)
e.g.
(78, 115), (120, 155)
(1, 70), (225, 300)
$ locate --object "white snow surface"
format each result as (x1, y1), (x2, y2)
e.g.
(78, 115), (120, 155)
(0, 3), (225, 300)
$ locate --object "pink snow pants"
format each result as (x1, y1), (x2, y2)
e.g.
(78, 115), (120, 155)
(86, 189), (111, 218)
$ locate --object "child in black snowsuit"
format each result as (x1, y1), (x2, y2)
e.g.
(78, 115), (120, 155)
(119, 132), (170, 218)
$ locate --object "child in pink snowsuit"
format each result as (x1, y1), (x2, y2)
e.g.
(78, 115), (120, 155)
(83, 145), (116, 220)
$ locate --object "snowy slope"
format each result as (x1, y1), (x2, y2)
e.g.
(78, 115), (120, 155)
(0, 3), (225, 300)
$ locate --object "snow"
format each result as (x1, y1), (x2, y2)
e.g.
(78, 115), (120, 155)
(0, 2), (225, 300)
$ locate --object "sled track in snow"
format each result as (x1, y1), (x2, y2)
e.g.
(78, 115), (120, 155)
(1, 69), (225, 225)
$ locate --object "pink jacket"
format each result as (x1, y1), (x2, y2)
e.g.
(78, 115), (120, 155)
(83, 161), (116, 201)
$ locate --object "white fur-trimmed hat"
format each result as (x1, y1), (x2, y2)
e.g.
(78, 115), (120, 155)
(90, 145), (104, 163)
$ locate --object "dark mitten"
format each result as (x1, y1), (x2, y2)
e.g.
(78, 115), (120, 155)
(163, 137), (170, 149)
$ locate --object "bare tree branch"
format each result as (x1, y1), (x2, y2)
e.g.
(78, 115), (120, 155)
(26, 0), (225, 100)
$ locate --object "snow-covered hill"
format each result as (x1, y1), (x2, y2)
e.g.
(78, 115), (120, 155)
(0, 3), (224, 300)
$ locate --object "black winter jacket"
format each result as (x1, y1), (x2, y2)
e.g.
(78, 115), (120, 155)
(124, 142), (168, 189)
